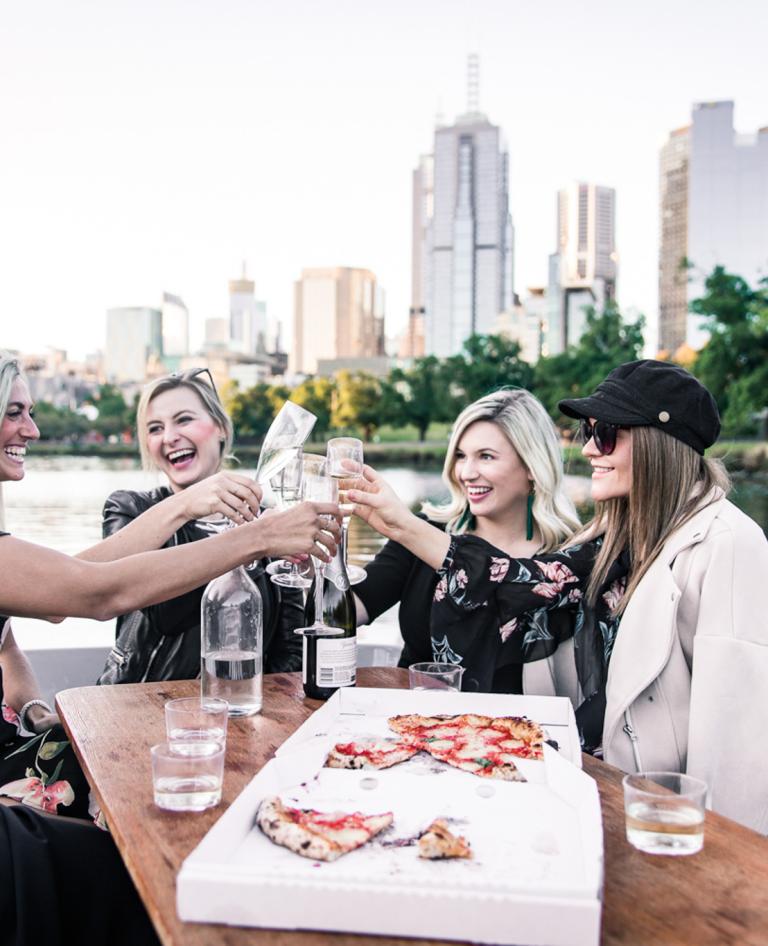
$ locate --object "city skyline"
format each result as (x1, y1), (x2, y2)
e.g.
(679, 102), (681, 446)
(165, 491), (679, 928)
(2, 0), (767, 360)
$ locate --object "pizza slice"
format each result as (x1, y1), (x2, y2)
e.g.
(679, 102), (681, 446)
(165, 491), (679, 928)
(423, 736), (527, 781)
(418, 819), (472, 860)
(326, 737), (423, 770)
(256, 796), (393, 862)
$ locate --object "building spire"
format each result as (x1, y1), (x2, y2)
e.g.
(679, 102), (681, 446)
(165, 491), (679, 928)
(467, 53), (479, 114)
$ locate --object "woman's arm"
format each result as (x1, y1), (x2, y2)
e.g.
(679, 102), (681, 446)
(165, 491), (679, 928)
(0, 624), (59, 731)
(78, 473), (263, 563)
(0, 502), (340, 622)
(347, 466), (450, 569)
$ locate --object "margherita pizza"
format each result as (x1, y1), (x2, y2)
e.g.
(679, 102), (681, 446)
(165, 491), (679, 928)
(326, 737), (422, 770)
(256, 796), (393, 861)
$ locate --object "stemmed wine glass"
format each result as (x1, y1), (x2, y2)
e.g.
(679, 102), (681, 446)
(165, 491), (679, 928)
(326, 437), (367, 585)
(269, 450), (312, 588)
(255, 400), (317, 508)
(300, 457), (339, 626)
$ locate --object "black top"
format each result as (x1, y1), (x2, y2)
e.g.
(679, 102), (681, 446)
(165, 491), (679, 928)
(354, 521), (526, 694)
(97, 488), (302, 683)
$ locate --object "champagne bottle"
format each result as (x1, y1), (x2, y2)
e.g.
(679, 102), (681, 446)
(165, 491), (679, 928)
(301, 545), (357, 700)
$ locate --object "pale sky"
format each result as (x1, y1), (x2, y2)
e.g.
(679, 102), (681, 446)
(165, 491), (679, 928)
(1, 0), (767, 360)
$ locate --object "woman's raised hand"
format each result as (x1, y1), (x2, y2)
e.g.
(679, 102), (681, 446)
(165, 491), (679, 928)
(178, 472), (263, 523)
(256, 501), (341, 562)
(345, 464), (414, 541)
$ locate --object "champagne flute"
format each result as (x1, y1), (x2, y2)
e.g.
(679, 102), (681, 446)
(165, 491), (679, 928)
(326, 437), (367, 585)
(299, 458), (338, 623)
(269, 451), (312, 589)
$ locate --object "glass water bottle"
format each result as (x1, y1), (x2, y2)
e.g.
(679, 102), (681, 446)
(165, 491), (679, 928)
(201, 566), (263, 716)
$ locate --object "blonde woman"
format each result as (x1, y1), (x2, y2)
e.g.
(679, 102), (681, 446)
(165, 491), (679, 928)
(352, 388), (581, 693)
(98, 369), (304, 684)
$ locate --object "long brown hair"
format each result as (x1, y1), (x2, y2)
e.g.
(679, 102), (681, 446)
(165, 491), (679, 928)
(572, 426), (730, 612)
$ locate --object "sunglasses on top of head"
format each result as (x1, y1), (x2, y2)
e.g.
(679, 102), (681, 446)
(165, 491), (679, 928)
(579, 419), (625, 456)
(170, 367), (218, 397)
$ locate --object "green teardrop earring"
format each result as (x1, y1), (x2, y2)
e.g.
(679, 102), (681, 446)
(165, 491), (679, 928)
(526, 487), (535, 541)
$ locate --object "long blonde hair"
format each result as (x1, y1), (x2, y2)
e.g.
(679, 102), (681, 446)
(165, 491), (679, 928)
(136, 370), (234, 472)
(0, 352), (23, 529)
(422, 389), (580, 552)
(573, 425), (731, 611)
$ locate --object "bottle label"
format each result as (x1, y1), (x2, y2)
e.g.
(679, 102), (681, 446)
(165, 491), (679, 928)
(316, 636), (357, 688)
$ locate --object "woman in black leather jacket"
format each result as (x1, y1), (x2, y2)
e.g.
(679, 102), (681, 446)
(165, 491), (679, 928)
(97, 368), (303, 684)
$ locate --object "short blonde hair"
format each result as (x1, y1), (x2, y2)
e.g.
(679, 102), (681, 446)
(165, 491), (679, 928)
(136, 369), (234, 472)
(422, 388), (580, 552)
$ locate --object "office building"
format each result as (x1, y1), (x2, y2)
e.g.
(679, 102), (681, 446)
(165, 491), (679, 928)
(659, 101), (768, 352)
(104, 306), (162, 383)
(494, 289), (546, 364)
(411, 56), (514, 357)
(229, 264), (267, 355)
(547, 182), (617, 354)
(161, 292), (189, 363)
(292, 267), (385, 376)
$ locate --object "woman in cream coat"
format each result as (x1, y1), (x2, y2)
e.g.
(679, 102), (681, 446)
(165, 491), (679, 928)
(350, 361), (768, 833)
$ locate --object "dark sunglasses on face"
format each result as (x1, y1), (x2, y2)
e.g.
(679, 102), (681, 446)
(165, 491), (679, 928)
(580, 419), (624, 456)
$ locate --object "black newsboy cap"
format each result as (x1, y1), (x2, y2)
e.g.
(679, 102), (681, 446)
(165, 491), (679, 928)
(558, 360), (721, 455)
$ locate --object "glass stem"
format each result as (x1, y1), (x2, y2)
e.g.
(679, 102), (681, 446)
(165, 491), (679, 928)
(340, 519), (350, 566)
(313, 559), (325, 626)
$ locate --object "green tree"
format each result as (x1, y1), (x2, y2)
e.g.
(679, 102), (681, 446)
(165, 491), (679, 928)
(690, 266), (768, 436)
(381, 356), (448, 442)
(227, 383), (278, 442)
(331, 371), (382, 440)
(443, 334), (535, 413)
(33, 402), (90, 441)
(85, 384), (133, 439)
(292, 377), (335, 437)
(535, 301), (645, 424)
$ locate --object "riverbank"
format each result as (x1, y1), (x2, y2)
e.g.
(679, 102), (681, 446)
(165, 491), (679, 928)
(26, 438), (768, 475)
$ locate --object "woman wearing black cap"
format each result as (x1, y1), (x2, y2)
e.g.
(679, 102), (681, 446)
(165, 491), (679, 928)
(350, 361), (768, 833)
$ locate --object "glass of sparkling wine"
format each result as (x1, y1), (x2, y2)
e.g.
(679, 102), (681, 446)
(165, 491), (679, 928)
(269, 450), (312, 588)
(151, 740), (224, 812)
(623, 771), (707, 856)
(326, 437), (366, 585)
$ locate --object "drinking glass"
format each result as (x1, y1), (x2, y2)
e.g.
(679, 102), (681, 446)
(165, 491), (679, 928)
(151, 740), (225, 812)
(408, 662), (465, 691)
(326, 437), (366, 585)
(164, 697), (228, 753)
(300, 458), (338, 627)
(268, 450), (312, 588)
(255, 401), (317, 508)
(623, 771), (707, 855)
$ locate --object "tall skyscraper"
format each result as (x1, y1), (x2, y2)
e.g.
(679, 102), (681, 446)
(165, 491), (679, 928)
(229, 263), (267, 355)
(659, 101), (768, 352)
(104, 306), (162, 382)
(547, 182), (617, 354)
(292, 267), (385, 375)
(411, 56), (514, 357)
(161, 291), (189, 362)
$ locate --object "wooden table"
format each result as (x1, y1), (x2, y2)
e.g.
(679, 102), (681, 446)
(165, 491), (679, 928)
(57, 669), (768, 946)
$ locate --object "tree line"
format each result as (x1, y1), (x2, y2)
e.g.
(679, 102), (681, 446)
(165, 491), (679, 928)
(34, 265), (768, 443)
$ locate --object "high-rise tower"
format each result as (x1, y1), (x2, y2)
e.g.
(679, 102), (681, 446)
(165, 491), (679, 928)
(412, 56), (514, 357)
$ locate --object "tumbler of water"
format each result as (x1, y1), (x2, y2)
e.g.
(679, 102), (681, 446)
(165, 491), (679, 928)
(201, 566), (263, 716)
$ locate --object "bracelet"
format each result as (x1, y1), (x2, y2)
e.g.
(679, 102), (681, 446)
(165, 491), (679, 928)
(19, 699), (53, 731)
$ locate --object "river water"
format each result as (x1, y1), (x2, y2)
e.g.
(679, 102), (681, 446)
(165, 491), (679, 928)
(4, 456), (767, 650)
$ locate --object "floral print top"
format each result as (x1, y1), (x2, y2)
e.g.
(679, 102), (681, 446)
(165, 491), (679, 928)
(430, 534), (630, 752)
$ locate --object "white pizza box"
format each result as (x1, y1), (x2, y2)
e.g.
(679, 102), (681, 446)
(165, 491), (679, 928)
(276, 687), (584, 768)
(177, 689), (603, 946)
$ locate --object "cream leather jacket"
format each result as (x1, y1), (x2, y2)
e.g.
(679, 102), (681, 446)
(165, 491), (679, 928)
(524, 492), (768, 834)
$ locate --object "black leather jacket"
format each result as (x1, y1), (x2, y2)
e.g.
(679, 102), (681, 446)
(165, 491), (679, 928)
(96, 487), (303, 684)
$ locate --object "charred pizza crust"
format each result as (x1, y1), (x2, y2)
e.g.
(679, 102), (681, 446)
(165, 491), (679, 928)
(256, 796), (393, 861)
(418, 819), (472, 859)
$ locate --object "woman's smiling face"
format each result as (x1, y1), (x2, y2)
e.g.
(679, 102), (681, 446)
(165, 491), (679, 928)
(453, 420), (532, 525)
(582, 419), (633, 501)
(0, 377), (40, 483)
(144, 386), (224, 492)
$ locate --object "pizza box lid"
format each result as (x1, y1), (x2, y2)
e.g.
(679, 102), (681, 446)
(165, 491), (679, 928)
(177, 691), (602, 946)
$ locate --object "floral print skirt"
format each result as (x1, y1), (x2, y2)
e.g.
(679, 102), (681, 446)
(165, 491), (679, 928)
(0, 696), (91, 820)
